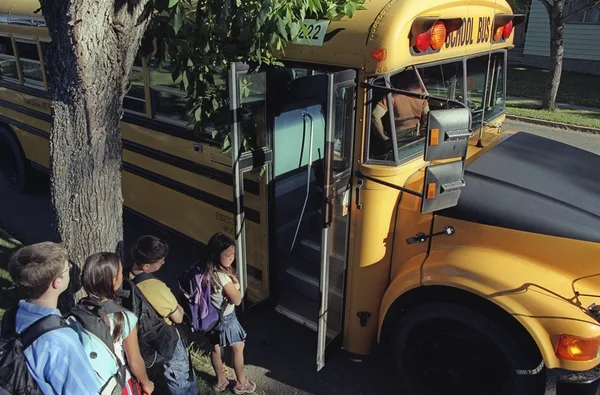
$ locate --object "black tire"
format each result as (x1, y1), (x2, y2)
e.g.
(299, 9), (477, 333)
(392, 302), (544, 395)
(0, 126), (30, 192)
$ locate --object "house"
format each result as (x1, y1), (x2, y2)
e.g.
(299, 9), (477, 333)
(522, 0), (600, 75)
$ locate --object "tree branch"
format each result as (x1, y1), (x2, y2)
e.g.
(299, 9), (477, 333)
(539, 0), (554, 14)
(563, 0), (600, 24)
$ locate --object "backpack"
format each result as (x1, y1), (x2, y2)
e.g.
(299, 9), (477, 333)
(67, 299), (129, 395)
(0, 305), (68, 395)
(118, 273), (179, 369)
(177, 265), (224, 333)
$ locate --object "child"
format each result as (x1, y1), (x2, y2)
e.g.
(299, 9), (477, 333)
(73, 252), (154, 395)
(205, 233), (256, 394)
(129, 235), (199, 395)
(5, 242), (102, 395)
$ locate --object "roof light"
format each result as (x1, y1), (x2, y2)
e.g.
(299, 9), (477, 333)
(503, 20), (514, 39)
(493, 26), (504, 41)
(430, 22), (447, 50)
(555, 335), (600, 361)
(372, 48), (387, 61)
(415, 30), (431, 53)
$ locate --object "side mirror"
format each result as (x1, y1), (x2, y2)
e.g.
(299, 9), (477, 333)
(424, 108), (471, 161)
(421, 161), (465, 214)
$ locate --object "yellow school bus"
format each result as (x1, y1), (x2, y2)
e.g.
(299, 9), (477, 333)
(2, 0), (600, 393)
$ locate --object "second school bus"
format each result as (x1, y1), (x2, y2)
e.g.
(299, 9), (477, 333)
(2, 0), (600, 393)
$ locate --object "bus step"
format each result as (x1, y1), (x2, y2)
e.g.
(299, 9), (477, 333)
(285, 256), (344, 311)
(298, 239), (346, 273)
(275, 290), (340, 340)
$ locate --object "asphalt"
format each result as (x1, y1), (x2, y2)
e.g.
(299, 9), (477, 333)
(1, 119), (599, 394)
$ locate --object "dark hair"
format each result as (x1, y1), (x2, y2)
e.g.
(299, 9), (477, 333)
(130, 235), (169, 265)
(204, 233), (236, 290)
(8, 242), (69, 299)
(82, 252), (124, 342)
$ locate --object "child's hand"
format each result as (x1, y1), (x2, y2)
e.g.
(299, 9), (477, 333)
(141, 379), (154, 394)
(234, 282), (240, 291)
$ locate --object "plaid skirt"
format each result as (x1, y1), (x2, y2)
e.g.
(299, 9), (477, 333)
(207, 311), (247, 348)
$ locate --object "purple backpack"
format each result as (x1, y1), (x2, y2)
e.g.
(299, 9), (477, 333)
(179, 269), (222, 333)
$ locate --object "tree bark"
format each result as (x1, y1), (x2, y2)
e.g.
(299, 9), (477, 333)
(39, 0), (151, 304)
(542, 1), (565, 111)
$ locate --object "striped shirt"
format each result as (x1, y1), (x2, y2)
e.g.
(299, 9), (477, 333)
(12, 300), (103, 395)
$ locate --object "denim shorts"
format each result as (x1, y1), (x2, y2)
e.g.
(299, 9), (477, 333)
(208, 311), (247, 348)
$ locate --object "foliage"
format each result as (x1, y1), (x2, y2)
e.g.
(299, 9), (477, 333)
(506, 0), (530, 13)
(144, 0), (366, 153)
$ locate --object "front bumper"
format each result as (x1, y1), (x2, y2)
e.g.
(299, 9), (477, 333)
(555, 364), (600, 395)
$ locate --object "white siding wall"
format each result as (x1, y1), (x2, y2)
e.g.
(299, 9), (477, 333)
(524, 0), (600, 61)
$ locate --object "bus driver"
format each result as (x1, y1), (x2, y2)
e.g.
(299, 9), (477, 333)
(371, 71), (430, 154)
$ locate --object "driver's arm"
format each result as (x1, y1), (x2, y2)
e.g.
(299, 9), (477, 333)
(372, 102), (389, 141)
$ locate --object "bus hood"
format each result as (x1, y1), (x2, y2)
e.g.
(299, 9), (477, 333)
(438, 132), (600, 244)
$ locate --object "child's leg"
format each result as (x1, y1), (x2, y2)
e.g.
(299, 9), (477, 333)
(211, 343), (228, 387)
(231, 341), (247, 386)
(162, 338), (199, 395)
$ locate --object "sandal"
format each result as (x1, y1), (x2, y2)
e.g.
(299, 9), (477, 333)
(233, 380), (256, 394)
(214, 379), (229, 392)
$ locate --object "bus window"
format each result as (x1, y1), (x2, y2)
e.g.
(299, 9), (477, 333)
(417, 60), (464, 107)
(0, 36), (19, 82)
(466, 52), (506, 123)
(148, 55), (190, 126)
(124, 56), (147, 115)
(368, 70), (429, 163)
(15, 40), (44, 88)
(40, 42), (51, 89)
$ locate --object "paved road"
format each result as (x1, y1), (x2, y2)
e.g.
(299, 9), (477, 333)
(1, 120), (599, 394)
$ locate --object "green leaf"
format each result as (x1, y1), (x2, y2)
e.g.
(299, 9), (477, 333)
(195, 106), (202, 122)
(172, 4), (183, 34)
(344, 2), (357, 18)
(221, 135), (232, 154)
(212, 129), (219, 139)
(183, 71), (189, 91)
(168, 0), (179, 8)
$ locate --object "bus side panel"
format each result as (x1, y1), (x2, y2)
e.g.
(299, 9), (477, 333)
(14, 127), (49, 167)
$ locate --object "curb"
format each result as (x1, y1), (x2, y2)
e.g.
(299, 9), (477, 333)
(505, 115), (600, 134)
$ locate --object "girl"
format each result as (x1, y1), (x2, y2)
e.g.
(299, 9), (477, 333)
(205, 233), (256, 394)
(77, 252), (154, 395)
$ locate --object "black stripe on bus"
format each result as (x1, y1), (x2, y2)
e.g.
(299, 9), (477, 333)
(0, 100), (261, 195)
(0, 80), (218, 146)
(0, 98), (52, 123)
(0, 80), (50, 100)
(123, 162), (261, 224)
(123, 140), (260, 195)
(0, 114), (49, 139)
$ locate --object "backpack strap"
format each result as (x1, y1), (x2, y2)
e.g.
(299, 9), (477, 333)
(132, 272), (154, 285)
(0, 305), (19, 339)
(19, 314), (68, 349)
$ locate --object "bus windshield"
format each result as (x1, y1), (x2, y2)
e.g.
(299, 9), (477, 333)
(368, 51), (506, 163)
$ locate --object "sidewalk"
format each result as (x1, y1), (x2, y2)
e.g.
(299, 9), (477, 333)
(507, 96), (600, 114)
(505, 96), (600, 133)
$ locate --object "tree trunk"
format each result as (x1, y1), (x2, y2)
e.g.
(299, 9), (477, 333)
(39, 0), (151, 305)
(542, 3), (565, 111)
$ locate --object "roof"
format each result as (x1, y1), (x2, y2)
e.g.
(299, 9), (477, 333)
(283, 0), (516, 75)
(1, 0), (517, 74)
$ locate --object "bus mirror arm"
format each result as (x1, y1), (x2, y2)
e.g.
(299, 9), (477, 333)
(406, 225), (455, 244)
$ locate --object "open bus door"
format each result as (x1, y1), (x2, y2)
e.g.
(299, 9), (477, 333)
(261, 66), (356, 371)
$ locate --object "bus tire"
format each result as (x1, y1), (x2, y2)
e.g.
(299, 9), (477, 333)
(392, 302), (545, 395)
(0, 126), (31, 192)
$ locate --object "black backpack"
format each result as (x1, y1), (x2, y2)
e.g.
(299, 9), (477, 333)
(0, 306), (68, 395)
(67, 299), (129, 394)
(119, 272), (179, 368)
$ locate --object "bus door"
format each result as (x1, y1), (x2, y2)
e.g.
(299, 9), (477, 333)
(268, 67), (356, 371)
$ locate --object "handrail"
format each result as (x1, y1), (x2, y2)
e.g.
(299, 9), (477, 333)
(355, 171), (423, 198)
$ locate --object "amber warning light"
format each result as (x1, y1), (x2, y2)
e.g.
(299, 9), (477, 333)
(410, 18), (463, 54)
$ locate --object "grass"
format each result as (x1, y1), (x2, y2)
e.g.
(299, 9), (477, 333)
(507, 65), (600, 109)
(506, 100), (600, 130)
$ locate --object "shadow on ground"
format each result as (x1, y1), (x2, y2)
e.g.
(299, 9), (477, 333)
(0, 171), (395, 395)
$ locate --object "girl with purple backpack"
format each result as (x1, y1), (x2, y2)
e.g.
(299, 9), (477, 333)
(204, 233), (256, 394)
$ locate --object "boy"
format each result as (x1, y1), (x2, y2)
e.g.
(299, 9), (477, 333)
(5, 242), (102, 395)
(129, 235), (199, 395)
